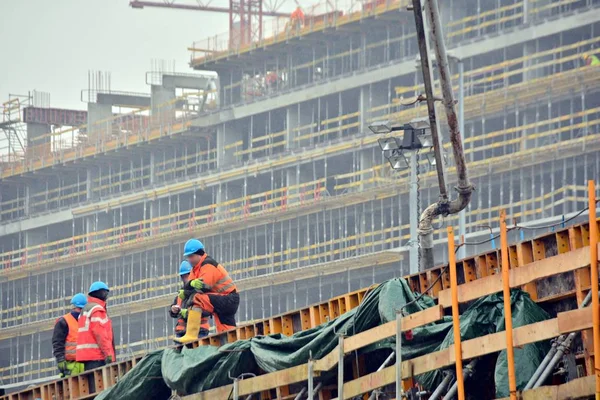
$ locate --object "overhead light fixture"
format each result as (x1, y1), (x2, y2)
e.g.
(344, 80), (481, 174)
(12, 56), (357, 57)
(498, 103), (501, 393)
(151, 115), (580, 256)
(406, 117), (430, 131)
(426, 150), (447, 167)
(386, 150), (410, 170)
(378, 137), (401, 151)
(368, 120), (393, 134)
(417, 130), (433, 148)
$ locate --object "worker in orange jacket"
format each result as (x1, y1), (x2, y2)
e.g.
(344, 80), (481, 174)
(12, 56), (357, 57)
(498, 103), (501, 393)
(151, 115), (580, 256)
(52, 293), (87, 377)
(174, 239), (240, 343)
(76, 281), (115, 371)
(290, 6), (305, 30)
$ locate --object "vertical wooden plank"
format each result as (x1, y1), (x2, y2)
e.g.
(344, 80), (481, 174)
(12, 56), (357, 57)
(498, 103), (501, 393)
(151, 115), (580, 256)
(310, 306), (321, 328)
(516, 241), (538, 300)
(281, 315), (294, 336)
(319, 303), (331, 323)
(485, 251), (499, 276)
(418, 272), (429, 293)
(508, 245), (518, 270)
(475, 255), (489, 278)
(271, 318), (283, 334)
(347, 293), (360, 311)
(428, 268), (444, 297)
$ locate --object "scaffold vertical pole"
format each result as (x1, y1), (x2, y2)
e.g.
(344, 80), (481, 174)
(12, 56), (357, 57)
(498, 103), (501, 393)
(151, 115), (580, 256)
(447, 226), (465, 400)
(395, 309), (403, 399)
(500, 209), (517, 400)
(588, 180), (600, 400)
(338, 335), (344, 399)
(307, 354), (314, 400)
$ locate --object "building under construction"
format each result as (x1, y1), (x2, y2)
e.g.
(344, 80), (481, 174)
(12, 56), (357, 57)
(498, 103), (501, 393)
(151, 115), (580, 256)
(1, 0), (600, 394)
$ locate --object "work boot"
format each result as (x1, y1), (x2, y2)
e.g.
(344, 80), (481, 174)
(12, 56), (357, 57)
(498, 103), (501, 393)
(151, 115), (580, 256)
(174, 308), (203, 344)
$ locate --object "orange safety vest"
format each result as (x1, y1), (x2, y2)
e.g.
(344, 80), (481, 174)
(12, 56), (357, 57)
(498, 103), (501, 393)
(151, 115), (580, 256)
(56, 313), (79, 361)
(190, 254), (237, 295)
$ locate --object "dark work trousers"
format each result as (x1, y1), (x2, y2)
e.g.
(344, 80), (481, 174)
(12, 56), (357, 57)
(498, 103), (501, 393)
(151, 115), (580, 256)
(84, 360), (106, 393)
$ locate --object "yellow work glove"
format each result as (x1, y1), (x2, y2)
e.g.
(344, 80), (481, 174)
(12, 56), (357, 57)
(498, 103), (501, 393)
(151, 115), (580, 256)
(189, 279), (204, 291)
(180, 308), (188, 319)
(178, 289), (186, 300)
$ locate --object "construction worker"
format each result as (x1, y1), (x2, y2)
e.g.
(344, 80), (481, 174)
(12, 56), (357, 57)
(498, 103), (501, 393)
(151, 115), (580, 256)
(52, 293), (87, 378)
(76, 281), (115, 372)
(583, 52), (600, 66)
(169, 260), (201, 339)
(290, 6), (305, 30)
(174, 239), (240, 343)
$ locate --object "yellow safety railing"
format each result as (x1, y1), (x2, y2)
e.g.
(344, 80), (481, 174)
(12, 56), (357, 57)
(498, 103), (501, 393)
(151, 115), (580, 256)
(0, 65), (597, 277)
(0, 178), (326, 270)
(0, 184), (589, 328)
(0, 96), (196, 180)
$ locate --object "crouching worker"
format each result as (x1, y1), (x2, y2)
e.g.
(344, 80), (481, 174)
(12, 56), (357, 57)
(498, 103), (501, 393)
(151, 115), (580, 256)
(174, 239), (240, 344)
(169, 260), (208, 340)
(53, 293), (87, 377)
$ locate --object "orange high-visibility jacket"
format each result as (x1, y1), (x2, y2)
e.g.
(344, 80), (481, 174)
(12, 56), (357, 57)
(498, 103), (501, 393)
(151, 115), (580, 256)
(190, 254), (237, 295)
(76, 297), (115, 362)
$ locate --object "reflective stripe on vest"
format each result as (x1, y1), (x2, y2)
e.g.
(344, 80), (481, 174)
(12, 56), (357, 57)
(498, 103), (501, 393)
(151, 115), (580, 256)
(63, 313), (79, 361)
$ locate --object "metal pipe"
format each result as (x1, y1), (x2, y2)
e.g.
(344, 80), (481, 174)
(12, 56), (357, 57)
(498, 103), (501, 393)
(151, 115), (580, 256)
(233, 377), (239, 400)
(500, 210), (517, 400)
(447, 226), (465, 400)
(457, 60), (466, 262)
(338, 335), (345, 400)
(533, 332), (576, 388)
(525, 289), (595, 389)
(395, 310), (404, 399)
(588, 180), (600, 400)
(410, 0), (447, 200)
(307, 357), (314, 400)
(523, 335), (565, 390)
(368, 352), (396, 400)
(294, 387), (307, 400)
(409, 151), (419, 275)
(443, 359), (478, 400)
(428, 372), (454, 400)
(415, 0), (474, 270)
(312, 382), (323, 398)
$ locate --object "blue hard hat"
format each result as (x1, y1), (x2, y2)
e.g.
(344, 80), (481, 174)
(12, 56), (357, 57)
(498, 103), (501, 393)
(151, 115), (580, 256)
(89, 281), (110, 293)
(179, 260), (192, 276)
(183, 239), (204, 257)
(70, 293), (88, 308)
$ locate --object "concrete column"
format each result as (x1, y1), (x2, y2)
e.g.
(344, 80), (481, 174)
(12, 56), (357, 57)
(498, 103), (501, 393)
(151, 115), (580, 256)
(285, 103), (313, 150)
(87, 103), (113, 141)
(216, 122), (244, 169)
(151, 84), (176, 124)
(149, 152), (156, 186)
(24, 184), (31, 217)
(25, 122), (50, 152)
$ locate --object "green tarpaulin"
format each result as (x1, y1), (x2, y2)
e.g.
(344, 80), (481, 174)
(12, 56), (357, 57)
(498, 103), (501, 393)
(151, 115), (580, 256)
(96, 278), (550, 400)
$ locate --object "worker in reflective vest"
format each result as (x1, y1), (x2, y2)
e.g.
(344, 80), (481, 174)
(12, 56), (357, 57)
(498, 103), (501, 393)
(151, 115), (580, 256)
(583, 52), (600, 66)
(52, 293), (87, 377)
(169, 261), (195, 339)
(76, 281), (116, 371)
(174, 239), (240, 343)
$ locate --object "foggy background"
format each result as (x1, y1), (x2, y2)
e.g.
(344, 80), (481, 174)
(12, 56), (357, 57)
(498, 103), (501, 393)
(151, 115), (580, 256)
(0, 0), (291, 109)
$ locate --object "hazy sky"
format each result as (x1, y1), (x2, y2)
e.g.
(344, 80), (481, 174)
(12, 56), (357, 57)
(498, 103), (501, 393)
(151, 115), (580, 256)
(0, 0), (231, 110)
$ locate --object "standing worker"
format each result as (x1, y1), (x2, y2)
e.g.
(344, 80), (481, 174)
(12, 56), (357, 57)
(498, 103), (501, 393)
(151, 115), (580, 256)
(174, 239), (240, 343)
(290, 6), (305, 30)
(53, 293), (87, 378)
(583, 52), (600, 66)
(76, 281), (115, 372)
